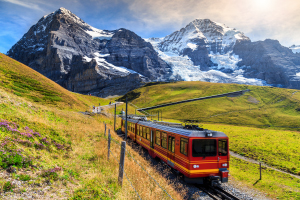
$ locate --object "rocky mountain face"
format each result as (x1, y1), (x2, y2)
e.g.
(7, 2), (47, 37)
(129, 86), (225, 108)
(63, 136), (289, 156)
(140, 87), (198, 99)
(233, 39), (300, 88)
(8, 11), (300, 93)
(148, 19), (300, 89)
(7, 8), (171, 97)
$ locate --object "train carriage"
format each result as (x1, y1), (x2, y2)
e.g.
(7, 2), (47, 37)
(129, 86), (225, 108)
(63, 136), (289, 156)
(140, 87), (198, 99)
(121, 117), (229, 185)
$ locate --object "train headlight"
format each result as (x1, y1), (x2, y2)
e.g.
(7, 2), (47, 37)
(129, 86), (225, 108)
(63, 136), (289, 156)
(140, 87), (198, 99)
(206, 133), (213, 137)
(222, 163), (228, 167)
(193, 165), (200, 168)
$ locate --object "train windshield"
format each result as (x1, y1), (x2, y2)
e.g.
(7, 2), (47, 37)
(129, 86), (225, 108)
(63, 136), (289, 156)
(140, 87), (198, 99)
(192, 139), (216, 157)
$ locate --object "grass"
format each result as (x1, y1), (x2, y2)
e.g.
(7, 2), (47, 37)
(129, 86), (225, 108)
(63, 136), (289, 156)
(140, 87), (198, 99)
(0, 53), (109, 111)
(230, 157), (300, 200)
(0, 54), (184, 199)
(203, 123), (300, 175)
(120, 81), (300, 199)
(121, 81), (300, 130)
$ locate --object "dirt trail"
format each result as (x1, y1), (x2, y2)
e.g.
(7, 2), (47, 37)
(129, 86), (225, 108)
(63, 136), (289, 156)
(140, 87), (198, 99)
(92, 102), (123, 114)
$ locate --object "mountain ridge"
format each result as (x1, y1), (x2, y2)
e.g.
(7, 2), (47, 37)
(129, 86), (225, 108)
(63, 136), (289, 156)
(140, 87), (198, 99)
(7, 7), (171, 97)
(7, 8), (300, 95)
(147, 19), (300, 89)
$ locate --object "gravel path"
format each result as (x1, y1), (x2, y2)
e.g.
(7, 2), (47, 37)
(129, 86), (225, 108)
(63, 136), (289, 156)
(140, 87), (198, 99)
(92, 102), (123, 114)
(0, 169), (70, 199)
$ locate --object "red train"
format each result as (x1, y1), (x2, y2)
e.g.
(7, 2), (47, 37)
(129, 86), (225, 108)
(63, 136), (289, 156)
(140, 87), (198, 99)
(121, 117), (229, 185)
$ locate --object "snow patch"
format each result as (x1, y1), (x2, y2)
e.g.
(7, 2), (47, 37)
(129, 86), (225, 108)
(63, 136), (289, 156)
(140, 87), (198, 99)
(209, 51), (241, 71)
(83, 53), (143, 77)
(85, 27), (114, 40)
(83, 56), (92, 62)
(187, 43), (198, 51)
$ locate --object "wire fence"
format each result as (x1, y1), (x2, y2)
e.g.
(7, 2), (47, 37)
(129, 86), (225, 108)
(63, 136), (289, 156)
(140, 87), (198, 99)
(104, 125), (174, 200)
(129, 102), (152, 116)
(108, 147), (142, 200)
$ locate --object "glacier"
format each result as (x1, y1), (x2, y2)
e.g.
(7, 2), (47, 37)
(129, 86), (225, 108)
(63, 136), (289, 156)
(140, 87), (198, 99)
(146, 36), (269, 86)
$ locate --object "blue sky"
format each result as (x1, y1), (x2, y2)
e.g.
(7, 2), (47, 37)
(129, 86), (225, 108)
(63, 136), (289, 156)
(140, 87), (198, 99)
(1, 0), (299, 53)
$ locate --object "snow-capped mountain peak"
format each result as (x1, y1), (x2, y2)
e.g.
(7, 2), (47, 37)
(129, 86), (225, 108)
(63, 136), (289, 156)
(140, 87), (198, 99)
(159, 19), (250, 55)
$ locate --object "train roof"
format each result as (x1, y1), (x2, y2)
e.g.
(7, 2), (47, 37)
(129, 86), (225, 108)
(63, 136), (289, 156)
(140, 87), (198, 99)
(124, 118), (228, 138)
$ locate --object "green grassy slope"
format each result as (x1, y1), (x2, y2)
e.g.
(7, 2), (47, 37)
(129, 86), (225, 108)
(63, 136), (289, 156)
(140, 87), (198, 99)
(0, 54), (183, 199)
(121, 81), (300, 129)
(0, 53), (110, 110)
(120, 81), (300, 199)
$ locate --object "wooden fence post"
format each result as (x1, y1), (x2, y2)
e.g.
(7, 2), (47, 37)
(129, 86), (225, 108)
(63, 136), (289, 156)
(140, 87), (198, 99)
(118, 141), (126, 186)
(260, 162), (262, 180)
(108, 132), (111, 161)
(114, 103), (116, 131)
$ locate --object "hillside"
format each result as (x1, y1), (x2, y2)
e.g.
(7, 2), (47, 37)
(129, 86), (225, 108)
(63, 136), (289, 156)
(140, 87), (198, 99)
(0, 53), (183, 199)
(120, 81), (300, 199)
(121, 81), (300, 129)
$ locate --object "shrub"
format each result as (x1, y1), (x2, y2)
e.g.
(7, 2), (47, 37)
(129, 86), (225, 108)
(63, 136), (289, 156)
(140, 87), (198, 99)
(3, 181), (14, 192)
(0, 150), (32, 169)
(19, 174), (31, 181)
(41, 167), (62, 181)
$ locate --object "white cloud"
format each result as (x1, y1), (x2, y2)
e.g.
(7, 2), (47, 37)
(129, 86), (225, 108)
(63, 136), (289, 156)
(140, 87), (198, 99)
(1, 0), (43, 10)
(120, 0), (300, 46)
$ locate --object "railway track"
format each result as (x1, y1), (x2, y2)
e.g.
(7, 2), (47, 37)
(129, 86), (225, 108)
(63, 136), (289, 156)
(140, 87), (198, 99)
(197, 185), (241, 200)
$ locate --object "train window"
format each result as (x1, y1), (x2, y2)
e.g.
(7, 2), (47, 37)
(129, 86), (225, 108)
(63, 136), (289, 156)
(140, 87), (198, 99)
(133, 124), (135, 133)
(192, 139), (216, 157)
(218, 139), (228, 156)
(139, 126), (142, 136)
(161, 132), (167, 149)
(146, 128), (150, 140)
(168, 136), (175, 153)
(180, 138), (188, 156)
(143, 127), (146, 138)
(127, 122), (130, 131)
(155, 131), (161, 146)
(141, 127), (144, 138)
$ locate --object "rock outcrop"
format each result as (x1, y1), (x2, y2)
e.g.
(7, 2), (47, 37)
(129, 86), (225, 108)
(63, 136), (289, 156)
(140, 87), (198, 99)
(233, 39), (300, 87)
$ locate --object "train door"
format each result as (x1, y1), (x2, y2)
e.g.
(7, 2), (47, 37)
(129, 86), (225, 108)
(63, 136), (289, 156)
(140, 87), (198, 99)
(167, 134), (175, 167)
(218, 139), (229, 168)
(149, 130), (155, 158)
